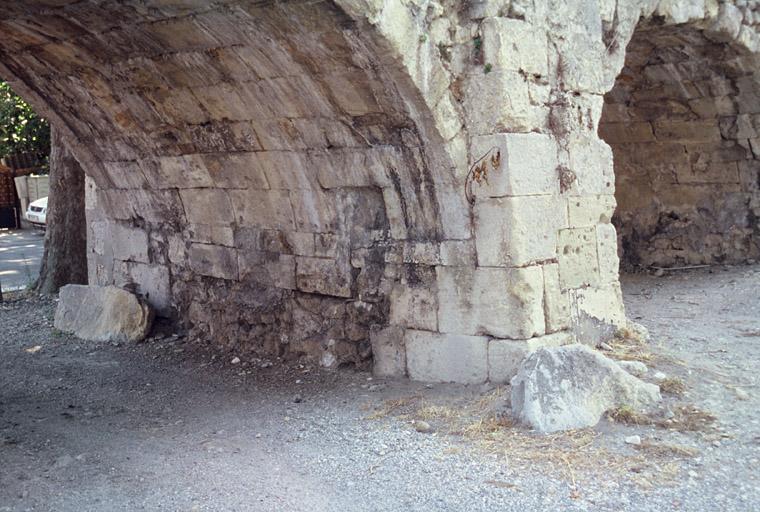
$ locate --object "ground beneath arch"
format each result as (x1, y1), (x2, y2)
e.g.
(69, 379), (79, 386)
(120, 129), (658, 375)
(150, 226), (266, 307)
(1, 266), (759, 511)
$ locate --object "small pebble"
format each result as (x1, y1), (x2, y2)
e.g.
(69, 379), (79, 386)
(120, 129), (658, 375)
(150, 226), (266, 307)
(734, 387), (749, 400)
(624, 435), (641, 445)
(231, 356), (241, 364)
(414, 420), (432, 433)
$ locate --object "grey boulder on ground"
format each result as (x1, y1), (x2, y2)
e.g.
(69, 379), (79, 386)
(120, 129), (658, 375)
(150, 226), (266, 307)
(510, 344), (661, 433)
(54, 285), (154, 343)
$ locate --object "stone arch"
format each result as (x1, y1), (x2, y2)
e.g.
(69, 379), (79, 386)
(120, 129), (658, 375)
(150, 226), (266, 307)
(0, 1), (471, 369)
(600, 12), (760, 267)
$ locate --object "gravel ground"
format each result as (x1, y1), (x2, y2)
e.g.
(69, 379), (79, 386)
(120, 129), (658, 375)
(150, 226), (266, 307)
(0, 266), (759, 511)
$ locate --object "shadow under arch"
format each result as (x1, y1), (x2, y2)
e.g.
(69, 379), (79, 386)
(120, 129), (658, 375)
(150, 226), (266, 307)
(600, 17), (760, 269)
(0, 1), (464, 367)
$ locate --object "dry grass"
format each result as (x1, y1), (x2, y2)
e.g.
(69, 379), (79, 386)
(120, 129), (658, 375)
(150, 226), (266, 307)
(634, 441), (699, 458)
(607, 405), (652, 425)
(366, 389), (694, 490)
(659, 377), (687, 395)
(365, 395), (421, 420)
(659, 405), (716, 432)
(607, 404), (717, 433)
(603, 328), (657, 363)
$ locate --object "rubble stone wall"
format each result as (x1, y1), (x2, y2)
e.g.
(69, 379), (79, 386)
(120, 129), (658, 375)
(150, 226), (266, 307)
(601, 16), (760, 267)
(1, 0), (759, 382)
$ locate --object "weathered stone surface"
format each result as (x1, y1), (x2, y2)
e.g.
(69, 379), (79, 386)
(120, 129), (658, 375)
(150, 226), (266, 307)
(5, 0), (759, 381)
(475, 196), (568, 267)
(511, 344), (661, 433)
(405, 330), (488, 384)
(437, 266), (545, 339)
(488, 332), (574, 384)
(469, 133), (559, 198)
(371, 325), (406, 377)
(54, 285), (153, 343)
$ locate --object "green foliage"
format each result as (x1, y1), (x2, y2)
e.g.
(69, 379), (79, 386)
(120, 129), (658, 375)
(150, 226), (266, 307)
(0, 81), (50, 162)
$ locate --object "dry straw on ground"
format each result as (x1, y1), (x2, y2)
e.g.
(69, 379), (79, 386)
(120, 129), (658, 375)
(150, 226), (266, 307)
(366, 388), (699, 491)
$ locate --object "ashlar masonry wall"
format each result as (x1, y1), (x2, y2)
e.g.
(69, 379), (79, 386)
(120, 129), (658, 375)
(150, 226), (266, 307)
(2, 0), (759, 383)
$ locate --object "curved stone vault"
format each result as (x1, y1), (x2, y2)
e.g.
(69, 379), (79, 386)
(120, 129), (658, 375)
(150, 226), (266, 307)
(1, 1), (758, 382)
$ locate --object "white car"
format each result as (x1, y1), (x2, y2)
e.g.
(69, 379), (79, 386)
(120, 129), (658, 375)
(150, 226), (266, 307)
(25, 196), (47, 228)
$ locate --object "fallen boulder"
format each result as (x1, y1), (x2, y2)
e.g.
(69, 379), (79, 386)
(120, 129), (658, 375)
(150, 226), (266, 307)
(54, 285), (153, 343)
(510, 344), (661, 433)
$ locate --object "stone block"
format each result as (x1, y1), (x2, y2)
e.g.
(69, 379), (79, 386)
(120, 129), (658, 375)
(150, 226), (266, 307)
(511, 344), (660, 433)
(437, 266), (545, 339)
(260, 152), (317, 190)
(596, 224), (620, 284)
(597, 122), (654, 144)
(676, 161), (740, 184)
(316, 147), (394, 189)
(111, 223), (149, 263)
(229, 189), (295, 230)
(488, 331), (574, 384)
(402, 242), (440, 266)
(202, 152), (270, 189)
(570, 283), (627, 345)
(323, 70), (381, 116)
(389, 282), (438, 332)
(114, 261), (171, 315)
(464, 70), (538, 134)
(567, 136), (615, 196)
(295, 256), (351, 298)
(439, 239), (476, 266)
(653, 119), (722, 142)
(54, 285), (153, 343)
(285, 231), (316, 256)
(289, 190), (338, 232)
(469, 132), (559, 198)
(568, 194), (617, 227)
(482, 18), (548, 76)
(187, 224), (235, 247)
(179, 188), (235, 226)
(405, 330), (488, 384)
(543, 263), (571, 333)
(154, 155), (214, 189)
(558, 227), (600, 290)
(382, 187), (407, 239)
(238, 251), (296, 290)
(370, 325), (407, 378)
(189, 243), (238, 280)
(474, 195), (568, 267)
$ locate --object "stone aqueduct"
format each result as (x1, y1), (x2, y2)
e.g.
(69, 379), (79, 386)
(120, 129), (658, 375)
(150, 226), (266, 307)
(1, 0), (758, 382)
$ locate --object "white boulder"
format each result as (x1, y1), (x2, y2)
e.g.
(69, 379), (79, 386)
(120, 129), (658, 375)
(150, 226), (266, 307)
(54, 285), (154, 343)
(510, 344), (661, 433)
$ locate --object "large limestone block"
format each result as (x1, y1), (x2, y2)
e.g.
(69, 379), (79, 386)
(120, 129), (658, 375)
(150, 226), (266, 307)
(464, 70), (539, 134)
(475, 195), (568, 267)
(557, 227), (600, 289)
(189, 243), (239, 280)
(542, 263), (570, 333)
(481, 17), (549, 76)
(470, 133), (559, 198)
(371, 325), (406, 377)
(511, 344), (661, 433)
(437, 266), (545, 339)
(54, 285), (154, 343)
(178, 188), (235, 226)
(405, 330), (488, 384)
(570, 283), (627, 345)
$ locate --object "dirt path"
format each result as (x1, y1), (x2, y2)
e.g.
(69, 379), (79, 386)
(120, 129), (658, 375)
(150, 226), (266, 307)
(1, 266), (758, 511)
